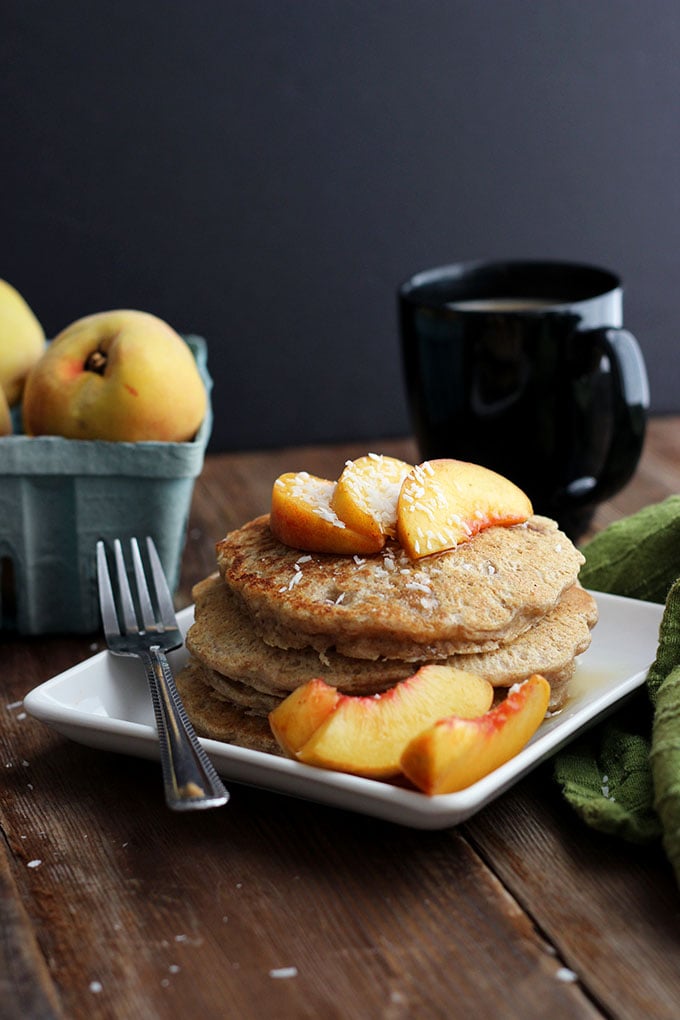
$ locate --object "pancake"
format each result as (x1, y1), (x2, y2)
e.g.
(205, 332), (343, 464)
(200, 663), (282, 715)
(216, 514), (585, 660)
(175, 659), (282, 755)
(187, 575), (407, 696)
(194, 652), (577, 716)
(186, 573), (597, 700)
(452, 584), (597, 691)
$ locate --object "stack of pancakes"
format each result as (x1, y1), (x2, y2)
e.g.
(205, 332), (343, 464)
(176, 513), (598, 756)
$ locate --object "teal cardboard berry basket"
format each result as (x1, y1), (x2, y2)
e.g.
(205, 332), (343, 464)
(0, 335), (212, 634)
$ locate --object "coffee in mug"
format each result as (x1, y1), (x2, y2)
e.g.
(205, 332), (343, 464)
(399, 260), (649, 540)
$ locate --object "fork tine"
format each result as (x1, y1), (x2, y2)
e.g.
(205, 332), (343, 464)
(130, 537), (157, 633)
(146, 537), (177, 629)
(96, 540), (121, 637)
(113, 539), (139, 634)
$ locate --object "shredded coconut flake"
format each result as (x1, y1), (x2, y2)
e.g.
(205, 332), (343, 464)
(269, 967), (298, 979)
(555, 967), (578, 983)
(285, 472), (346, 527)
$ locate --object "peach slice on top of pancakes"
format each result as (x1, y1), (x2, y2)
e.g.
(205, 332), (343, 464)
(330, 453), (413, 546)
(397, 459), (533, 560)
(270, 456), (531, 560)
(270, 471), (385, 554)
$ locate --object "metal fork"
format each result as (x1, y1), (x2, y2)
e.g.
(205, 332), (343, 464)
(96, 537), (229, 811)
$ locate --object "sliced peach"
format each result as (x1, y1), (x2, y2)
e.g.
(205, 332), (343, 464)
(294, 665), (494, 779)
(270, 471), (384, 554)
(269, 678), (342, 757)
(331, 453), (413, 543)
(400, 674), (550, 795)
(397, 459), (533, 559)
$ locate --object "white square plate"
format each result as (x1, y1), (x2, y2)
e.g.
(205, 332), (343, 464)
(23, 591), (662, 829)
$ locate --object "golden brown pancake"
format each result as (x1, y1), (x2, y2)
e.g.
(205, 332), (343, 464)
(216, 513), (585, 660)
(175, 659), (282, 755)
(187, 574), (597, 697)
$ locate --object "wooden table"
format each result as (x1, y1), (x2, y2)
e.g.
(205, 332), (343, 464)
(3, 418), (680, 1020)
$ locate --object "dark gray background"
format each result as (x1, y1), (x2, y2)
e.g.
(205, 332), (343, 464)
(3, 1), (678, 452)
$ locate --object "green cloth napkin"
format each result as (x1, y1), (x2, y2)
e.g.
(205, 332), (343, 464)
(554, 496), (680, 885)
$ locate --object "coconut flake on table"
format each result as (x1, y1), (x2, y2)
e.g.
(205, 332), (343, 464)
(269, 966), (298, 979)
(555, 967), (578, 983)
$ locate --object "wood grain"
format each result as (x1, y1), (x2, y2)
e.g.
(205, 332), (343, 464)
(465, 770), (680, 1020)
(3, 418), (680, 1018)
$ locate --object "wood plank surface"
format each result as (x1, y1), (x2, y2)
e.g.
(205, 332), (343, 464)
(2, 417), (680, 1019)
(465, 771), (680, 1020)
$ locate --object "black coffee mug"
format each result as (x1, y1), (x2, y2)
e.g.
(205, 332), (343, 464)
(399, 260), (649, 540)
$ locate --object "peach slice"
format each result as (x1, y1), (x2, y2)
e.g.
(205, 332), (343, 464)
(397, 459), (533, 559)
(270, 471), (385, 554)
(331, 453), (413, 543)
(400, 674), (550, 795)
(269, 678), (342, 757)
(293, 665), (494, 779)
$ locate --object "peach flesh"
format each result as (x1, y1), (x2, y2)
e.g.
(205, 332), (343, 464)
(397, 458), (533, 559)
(400, 674), (551, 795)
(270, 471), (385, 554)
(293, 665), (494, 779)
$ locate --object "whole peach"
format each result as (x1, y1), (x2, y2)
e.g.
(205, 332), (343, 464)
(23, 309), (207, 442)
(0, 278), (45, 407)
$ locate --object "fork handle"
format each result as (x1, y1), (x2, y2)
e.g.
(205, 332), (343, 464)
(141, 649), (229, 810)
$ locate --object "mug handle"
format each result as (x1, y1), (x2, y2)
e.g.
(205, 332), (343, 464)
(565, 327), (649, 507)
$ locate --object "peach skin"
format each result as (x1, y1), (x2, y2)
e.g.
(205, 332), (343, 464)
(400, 674), (551, 795)
(269, 678), (342, 757)
(22, 309), (206, 442)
